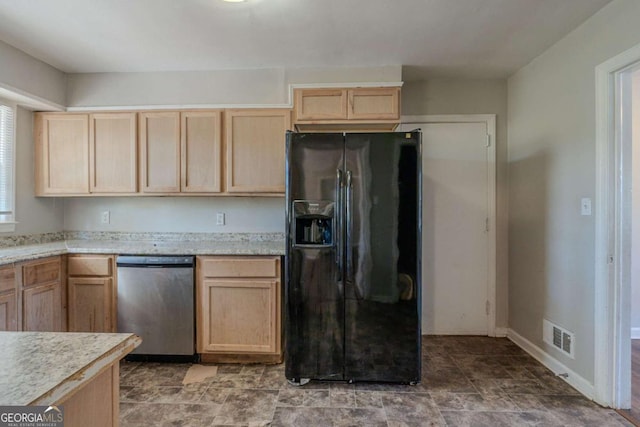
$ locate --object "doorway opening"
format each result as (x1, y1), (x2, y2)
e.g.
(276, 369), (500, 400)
(624, 64), (640, 423)
(594, 42), (640, 413)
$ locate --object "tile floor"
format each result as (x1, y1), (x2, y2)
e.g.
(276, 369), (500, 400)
(119, 336), (632, 426)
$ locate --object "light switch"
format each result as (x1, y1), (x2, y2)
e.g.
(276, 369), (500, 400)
(101, 211), (110, 224)
(581, 198), (592, 216)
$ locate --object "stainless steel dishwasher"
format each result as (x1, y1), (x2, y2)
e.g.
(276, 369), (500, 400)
(117, 255), (195, 361)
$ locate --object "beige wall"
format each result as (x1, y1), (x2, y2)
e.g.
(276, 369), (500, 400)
(284, 66), (402, 86)
(508, 0), (640, 382)
(13, 107), (64, 234)
(66, 66), (402, 108)
(0, 40), (66, 107)
(66, 68), (287, 107)
(63, 197), (284, 233)
(402, 78), (509, 329)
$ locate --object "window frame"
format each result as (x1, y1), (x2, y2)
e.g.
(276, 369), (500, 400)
(0, 98), (17, 232)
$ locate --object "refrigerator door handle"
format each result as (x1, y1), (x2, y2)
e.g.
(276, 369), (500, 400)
(345, 170), (353, 282)
(335, 169), (343, 271)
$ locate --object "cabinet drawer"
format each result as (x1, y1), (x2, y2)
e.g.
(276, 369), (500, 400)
(23, 258), (61, 287)
(68, 255), (113, 277)
(199, 257), (279, 278)
(0, 266), (15, 293)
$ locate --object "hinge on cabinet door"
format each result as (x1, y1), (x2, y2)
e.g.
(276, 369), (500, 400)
(486, 300), (490, 316)
(486, 135), (491, 147)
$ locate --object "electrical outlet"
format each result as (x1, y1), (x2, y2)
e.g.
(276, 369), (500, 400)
(216, 212), (225, 226)
(101, 211), (110, 224)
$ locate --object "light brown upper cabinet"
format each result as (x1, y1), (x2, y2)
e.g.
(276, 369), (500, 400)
(181, 111), (223, 193)
(348, 88), (400, 120)
(293, 87), (401, 132)
(35, 113), (90, 195)
(139, 110), (223, 194)
(90, 113), (137, 193)
(294, 89), (348, 121)
(225, 109), (291, 194)
(36, 108), (284, 196)
(139, 111), (181, 193)
(36, 112), (137, 196)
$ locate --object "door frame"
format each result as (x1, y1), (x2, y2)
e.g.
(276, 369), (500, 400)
(594, 42), (640, 408)
(400, 114), (497, 337)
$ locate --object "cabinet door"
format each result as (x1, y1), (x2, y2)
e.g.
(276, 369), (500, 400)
(225, 109), (290, 193)
(0, 265), (17, 331)
(199, 279), (279, 353)
(23, 282), (62, 332)
(347, 87), (400, 120)
(68, 277), (114, 332)
(294, 89), (348, 121)
(0, 264), (16, 293)
(0, 292), (17, 331)
(139, 112), (180, 193)
(90, 113), (137, 193)
(181, 111), (222, 193)
(35, 113), (89, 195)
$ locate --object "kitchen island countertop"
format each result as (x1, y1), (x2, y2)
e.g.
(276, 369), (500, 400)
(0, 331), (140, 406)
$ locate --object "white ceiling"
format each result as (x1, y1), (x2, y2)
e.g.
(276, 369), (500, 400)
(0, 0), (612, 79)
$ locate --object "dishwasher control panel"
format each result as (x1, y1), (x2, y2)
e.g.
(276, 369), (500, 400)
(116, 255), (194, 267)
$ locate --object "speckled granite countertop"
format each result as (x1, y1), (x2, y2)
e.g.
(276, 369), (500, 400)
(0, 232), (286, 265)
(64, 239), (285, 256)
(0, 332), (141, 406)
(0, 241), (67, 265)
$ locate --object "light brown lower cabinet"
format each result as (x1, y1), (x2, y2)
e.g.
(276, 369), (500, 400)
(22, 283), (62, 332)
(67, 255), (116, 333)
(68, 277), (114, 333)
(197, 256), (282, 363)
(0, 265), (18, 331)
(19, 256), (63, 332)
(0, 292), (17, 331)
(58, 363), (120, 427)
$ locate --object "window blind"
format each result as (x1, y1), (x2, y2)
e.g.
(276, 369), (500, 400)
(0, 103), (15, 223)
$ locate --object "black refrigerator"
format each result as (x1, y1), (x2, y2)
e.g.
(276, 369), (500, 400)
(285, 131), (421, 384)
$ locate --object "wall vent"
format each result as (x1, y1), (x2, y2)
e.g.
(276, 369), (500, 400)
(543, 319), (575, 359)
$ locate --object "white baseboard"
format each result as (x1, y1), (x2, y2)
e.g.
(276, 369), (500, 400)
(494, 327), (508, 337)
(507, 328), (595, 400)
(423, 327), (508, 337)
(631, 327), (640, 339)
(424, 329), (490, 335)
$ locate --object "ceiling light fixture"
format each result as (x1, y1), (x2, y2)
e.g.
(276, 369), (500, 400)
(223, 0), (246, 2)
